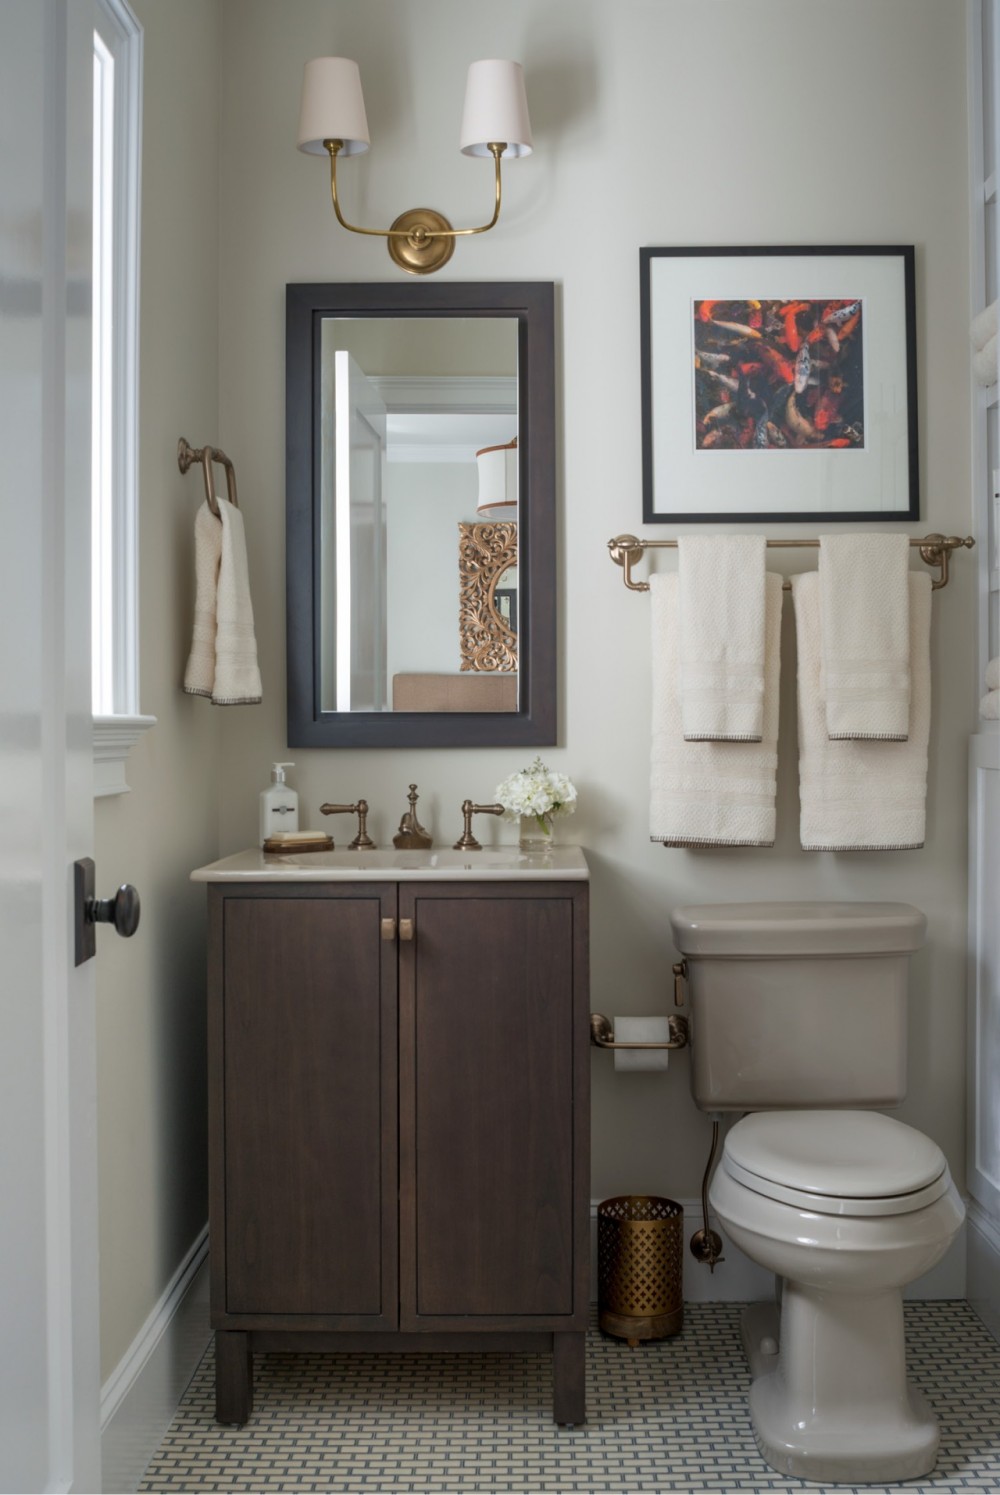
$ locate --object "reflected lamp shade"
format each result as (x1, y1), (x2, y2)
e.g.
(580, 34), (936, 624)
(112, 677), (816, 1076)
(476, 439), (518, 519)
(460, 60), (533, 158)
(297, 57), (370, 156)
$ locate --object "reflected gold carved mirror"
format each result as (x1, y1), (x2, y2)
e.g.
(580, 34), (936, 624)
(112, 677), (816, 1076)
(286, 282), (555, 748)
(459, 521), (518, 673)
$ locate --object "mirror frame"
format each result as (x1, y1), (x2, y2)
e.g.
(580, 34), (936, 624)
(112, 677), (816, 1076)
(285, 281), (556, 748)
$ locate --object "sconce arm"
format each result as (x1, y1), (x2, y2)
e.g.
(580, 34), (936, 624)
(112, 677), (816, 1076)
(325, 139), (505, 240)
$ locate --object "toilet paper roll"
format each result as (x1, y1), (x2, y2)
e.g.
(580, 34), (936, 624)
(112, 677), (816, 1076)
(613, 1016), (671, 1072)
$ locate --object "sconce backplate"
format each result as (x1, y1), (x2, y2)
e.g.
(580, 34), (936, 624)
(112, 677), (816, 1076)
(388, 208), (455, 275)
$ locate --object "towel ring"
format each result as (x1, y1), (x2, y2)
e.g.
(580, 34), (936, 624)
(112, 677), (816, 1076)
(177, 437), (239, 517)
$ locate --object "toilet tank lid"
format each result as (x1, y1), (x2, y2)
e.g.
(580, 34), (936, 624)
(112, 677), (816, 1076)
(670, 901), (926, 957)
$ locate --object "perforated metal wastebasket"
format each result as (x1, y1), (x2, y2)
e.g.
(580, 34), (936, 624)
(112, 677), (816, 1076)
(597, 1195), (683, 1345)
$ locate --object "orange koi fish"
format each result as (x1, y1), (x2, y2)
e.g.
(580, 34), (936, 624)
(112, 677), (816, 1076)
(697, 300), (720, 322)
(759, 343), (795, 383)
(779, 301), (810, 352)
(836, 310), (861, 342)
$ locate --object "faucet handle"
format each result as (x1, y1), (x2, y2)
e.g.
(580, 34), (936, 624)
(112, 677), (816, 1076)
(453, 799), (504, 851)
(319, 798), (375, 850)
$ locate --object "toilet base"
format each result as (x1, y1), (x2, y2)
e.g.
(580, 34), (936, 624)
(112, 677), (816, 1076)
(740, 1299), (939, 1485)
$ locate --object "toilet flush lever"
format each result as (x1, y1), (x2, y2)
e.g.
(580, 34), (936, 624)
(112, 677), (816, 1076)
(672, 960), (687, 1007)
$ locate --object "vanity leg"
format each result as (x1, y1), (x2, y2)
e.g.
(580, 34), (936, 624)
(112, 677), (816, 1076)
(215, 1330), (253, 1425)
(552, 1331), (586, 1425)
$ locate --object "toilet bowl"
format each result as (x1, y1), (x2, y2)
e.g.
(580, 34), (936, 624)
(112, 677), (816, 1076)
(710, 1110), (965, 1484)
(668, 903), (966, 1485)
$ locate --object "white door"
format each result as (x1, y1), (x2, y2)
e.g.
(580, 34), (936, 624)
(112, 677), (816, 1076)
(0, 3), (102, 1489)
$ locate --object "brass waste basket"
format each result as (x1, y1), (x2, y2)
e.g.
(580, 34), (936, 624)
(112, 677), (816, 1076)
(597, 1195), (683, 1346)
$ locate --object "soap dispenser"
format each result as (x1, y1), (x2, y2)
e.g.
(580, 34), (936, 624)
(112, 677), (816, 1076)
(260, 762), (299, 844)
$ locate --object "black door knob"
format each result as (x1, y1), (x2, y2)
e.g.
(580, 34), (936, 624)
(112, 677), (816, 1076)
(73, 858), (141, 964)
(88, 884), (141, 938)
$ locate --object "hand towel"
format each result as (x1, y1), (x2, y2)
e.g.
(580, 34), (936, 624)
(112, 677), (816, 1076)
(987, 657), (999, 692)
(677, 534), (767, 741)
(183, 500), (262, 705)
(650, 571), (781, 848)
(819, 533), (911, 741)
(971, 298), (998, 350)
(973, 334), (998, 388)
(793, 571), (930, 851)
(981, 691), (999, 721)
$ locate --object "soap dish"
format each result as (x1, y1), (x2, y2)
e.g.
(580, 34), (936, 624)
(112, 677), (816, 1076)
(263, 833), (334, 854)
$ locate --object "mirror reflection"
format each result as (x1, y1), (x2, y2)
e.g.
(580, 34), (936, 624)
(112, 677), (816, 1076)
(319, 317), (519, 714)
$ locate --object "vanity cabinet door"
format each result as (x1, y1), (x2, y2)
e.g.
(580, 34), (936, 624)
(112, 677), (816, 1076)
(398, 884), (589, 1330)
(213, 887), (397, 1326)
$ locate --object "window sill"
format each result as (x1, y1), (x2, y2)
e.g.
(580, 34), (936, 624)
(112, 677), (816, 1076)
(93, 713), (157, 797)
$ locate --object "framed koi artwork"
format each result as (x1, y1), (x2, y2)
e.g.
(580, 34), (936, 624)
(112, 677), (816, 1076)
(639, 245), (918, 523)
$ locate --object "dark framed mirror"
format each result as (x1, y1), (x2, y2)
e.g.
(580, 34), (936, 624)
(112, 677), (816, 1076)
(286, 281), (555, 748)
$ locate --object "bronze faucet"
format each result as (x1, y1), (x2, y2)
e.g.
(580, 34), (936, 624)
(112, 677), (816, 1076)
(392, 784), (432, 850)
(319, 799), (375, 849)
(453, 799), (504, 851)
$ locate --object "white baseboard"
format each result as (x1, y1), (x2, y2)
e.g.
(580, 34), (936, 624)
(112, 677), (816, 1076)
(589, 1198), (967, 1304)
(100, 1225), (211, 1493)
(967, 1199), (1000, 1343)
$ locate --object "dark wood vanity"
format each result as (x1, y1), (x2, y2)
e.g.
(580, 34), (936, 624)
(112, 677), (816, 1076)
(198, 851), (590, 1425)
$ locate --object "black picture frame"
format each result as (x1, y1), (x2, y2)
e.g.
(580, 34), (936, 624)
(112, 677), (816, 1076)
(640, 245), (919, 524)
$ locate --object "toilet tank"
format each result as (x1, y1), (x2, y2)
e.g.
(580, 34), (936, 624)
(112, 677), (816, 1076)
(669, 902), (926, 1112)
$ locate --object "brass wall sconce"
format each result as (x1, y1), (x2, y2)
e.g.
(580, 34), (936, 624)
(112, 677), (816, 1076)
(296, 56), (533, 275)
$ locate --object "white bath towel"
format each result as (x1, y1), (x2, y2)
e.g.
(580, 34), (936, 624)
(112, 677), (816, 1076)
(677, 534), (766, 741)
(981, 691), (999, 721)
(793, 571), (930, 851)
(650, 571), (782, 848)
(971, 298), (998, 350)
(183, 499), (262, 705)
(819, 533), (911, 741)
(973, 334), (998, 388)
(987, 657), (1000, 692)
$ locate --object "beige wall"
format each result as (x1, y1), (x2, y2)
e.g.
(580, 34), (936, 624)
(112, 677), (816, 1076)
(94, 1), (222, 1381)
(97, 0), (975, 1376)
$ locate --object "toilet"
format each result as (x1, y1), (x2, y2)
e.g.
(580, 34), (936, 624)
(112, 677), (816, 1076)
(670, 902), (965, 1485)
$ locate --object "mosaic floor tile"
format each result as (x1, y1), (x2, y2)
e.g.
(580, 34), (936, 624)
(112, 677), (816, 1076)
(140, 1303), (1000, 1493)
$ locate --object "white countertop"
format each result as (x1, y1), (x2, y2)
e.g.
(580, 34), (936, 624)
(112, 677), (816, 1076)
(191, 846), (590, 882)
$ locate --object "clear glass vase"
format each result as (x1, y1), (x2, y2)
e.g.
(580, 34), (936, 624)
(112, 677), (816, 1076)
(519, 812), (555, 853)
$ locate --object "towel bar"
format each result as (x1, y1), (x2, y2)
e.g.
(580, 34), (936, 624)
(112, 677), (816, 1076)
(178, 436), (239, 517)
(608, 532), (975, 593)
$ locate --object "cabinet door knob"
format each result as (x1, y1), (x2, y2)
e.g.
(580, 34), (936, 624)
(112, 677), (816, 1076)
(399, 918), (415, 941)
(380, 917), (396, 941)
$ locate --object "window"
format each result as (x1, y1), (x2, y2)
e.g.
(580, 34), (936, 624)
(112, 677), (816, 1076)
(92, 0), (153, 796)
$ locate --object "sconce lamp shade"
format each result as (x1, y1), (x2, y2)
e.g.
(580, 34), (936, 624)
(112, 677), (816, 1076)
(297, 57), (370, 156)
(476, 439), (519, 519)
(460, 60), (533, 158)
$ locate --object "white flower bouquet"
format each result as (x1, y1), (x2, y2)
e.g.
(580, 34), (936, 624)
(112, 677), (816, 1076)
(495, 756), (577, 841)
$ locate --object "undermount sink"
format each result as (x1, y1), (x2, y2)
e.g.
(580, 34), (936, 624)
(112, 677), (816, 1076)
(191, 845), (589, 882)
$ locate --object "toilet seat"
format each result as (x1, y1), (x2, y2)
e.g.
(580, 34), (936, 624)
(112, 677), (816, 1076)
(723, 1110), (950, 1217)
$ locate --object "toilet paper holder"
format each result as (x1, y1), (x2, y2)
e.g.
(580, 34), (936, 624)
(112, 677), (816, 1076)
(590, 1013), (689, 1050)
